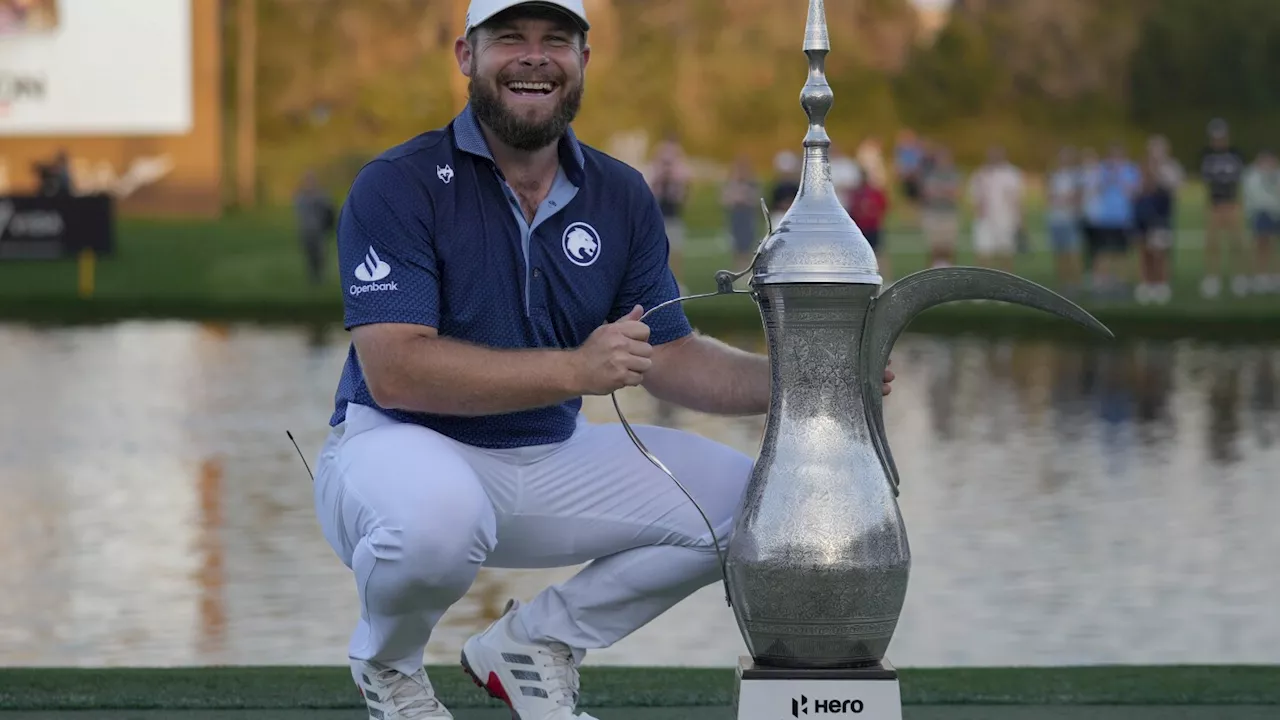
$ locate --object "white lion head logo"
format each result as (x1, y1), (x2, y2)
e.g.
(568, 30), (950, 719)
(562, 222), (601, 267)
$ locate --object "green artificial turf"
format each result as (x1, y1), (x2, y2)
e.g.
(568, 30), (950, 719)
(3, 709), (1280, 720)
(0, 666), (1276, 712)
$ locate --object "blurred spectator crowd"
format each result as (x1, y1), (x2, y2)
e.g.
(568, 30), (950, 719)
(644, 119), (1280, 305)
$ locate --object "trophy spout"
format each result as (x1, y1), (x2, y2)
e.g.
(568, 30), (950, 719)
(862, 267), (1114, 492)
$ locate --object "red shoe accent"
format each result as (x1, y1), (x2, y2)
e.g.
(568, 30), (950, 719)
(461, 656), (519, 719)
(486, 671), (513, 707)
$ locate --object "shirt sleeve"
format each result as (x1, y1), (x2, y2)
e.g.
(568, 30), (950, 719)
(338, 159), (441, 331)
(609, 182), (694, 346)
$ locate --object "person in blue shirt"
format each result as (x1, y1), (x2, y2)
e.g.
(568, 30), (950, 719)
(312, 2), (895, 719)
(894, 129), (925, 207)
(1082, 144), (1141, 297)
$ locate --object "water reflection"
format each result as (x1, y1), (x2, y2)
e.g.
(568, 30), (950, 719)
(196, 457), (227, 658)
(0, 322), (1277, 668)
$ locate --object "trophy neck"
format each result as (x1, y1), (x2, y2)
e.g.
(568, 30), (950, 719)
(757, 283), (878, 419)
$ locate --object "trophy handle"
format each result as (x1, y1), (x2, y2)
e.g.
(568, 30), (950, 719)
(709, 197), (773, 294)
(613, 200), (777, 608)
(862, 267), (1113, 495)
(611, 259), (763, 609)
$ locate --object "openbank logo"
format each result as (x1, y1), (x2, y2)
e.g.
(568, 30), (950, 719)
(354, 247), (391, 282)
(792, 695), (864, 716)
(350, 246), (397, 296)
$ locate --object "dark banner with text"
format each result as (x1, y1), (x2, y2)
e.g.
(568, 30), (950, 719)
(0, 195), (115, 260)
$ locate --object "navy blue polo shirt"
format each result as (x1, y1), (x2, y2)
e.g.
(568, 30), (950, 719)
(330, 105), (692, 448)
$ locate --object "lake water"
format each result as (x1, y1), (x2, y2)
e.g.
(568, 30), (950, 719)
(0, 321), (1277, 669)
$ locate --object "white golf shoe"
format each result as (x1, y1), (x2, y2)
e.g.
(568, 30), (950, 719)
(461, 599), (600, 720)
(351, 659), (453, 719)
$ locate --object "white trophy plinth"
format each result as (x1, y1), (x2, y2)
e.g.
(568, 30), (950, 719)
(733, 656), (902, 720)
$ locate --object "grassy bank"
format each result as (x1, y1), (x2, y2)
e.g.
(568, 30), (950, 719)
(4, 710), (1279, 720)
(1, 183), (1277, 340)
(3, 710), (1278, 720)
(0, 665), (1276, 711)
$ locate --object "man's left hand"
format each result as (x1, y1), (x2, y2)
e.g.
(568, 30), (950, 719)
(882, 357), (896, 397)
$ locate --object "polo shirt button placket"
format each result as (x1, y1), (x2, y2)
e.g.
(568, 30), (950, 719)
(530, 245), (546, 310)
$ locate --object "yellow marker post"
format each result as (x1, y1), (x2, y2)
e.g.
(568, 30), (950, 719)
(77, 248), (96, 299)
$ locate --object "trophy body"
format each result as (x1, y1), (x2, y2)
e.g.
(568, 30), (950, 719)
(721, 4), (1112, 718)
(726, 283), (909, 669)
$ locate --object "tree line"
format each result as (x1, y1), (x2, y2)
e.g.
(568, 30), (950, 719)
(900, 0), (1280, 168)
(250, 0), (1280, 201)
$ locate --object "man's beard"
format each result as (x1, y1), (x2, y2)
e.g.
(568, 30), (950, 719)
(469, 72), (584, 152)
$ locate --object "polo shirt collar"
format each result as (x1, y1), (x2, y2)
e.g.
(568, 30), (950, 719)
(453, 103), (586, 185)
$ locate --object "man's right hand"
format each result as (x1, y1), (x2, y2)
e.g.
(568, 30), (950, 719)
(570, 305), (654, 395)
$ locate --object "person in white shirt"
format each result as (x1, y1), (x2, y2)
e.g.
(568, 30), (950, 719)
(855, 137), (888, 190)
(967, 146), (1025, 272)
(829, 142), (863, 214)
(1242, 149), (1280, 293)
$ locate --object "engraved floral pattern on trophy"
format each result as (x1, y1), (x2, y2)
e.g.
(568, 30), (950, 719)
(726, 283), (911, 667)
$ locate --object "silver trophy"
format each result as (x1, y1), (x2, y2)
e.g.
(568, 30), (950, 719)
(616, 1), (1112, 718)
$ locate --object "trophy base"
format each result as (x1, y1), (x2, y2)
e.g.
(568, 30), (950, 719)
(733, 655), (902, 720)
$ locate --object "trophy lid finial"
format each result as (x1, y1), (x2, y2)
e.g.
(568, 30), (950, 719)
(801, 0), (833, 156)
(805, 0), (830, 53)
(750, 0), (882, 287)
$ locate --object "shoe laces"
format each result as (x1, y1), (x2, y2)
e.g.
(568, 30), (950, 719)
(538, 641), (581, 709)
(371, 664), (443, 717)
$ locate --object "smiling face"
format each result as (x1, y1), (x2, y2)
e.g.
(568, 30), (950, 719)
(456, 6), (590, 152)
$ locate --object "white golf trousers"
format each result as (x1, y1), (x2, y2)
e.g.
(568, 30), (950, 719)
(313, 402), (753, 676)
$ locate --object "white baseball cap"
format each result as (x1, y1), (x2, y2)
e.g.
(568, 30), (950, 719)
(464, 0), (590, 36)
